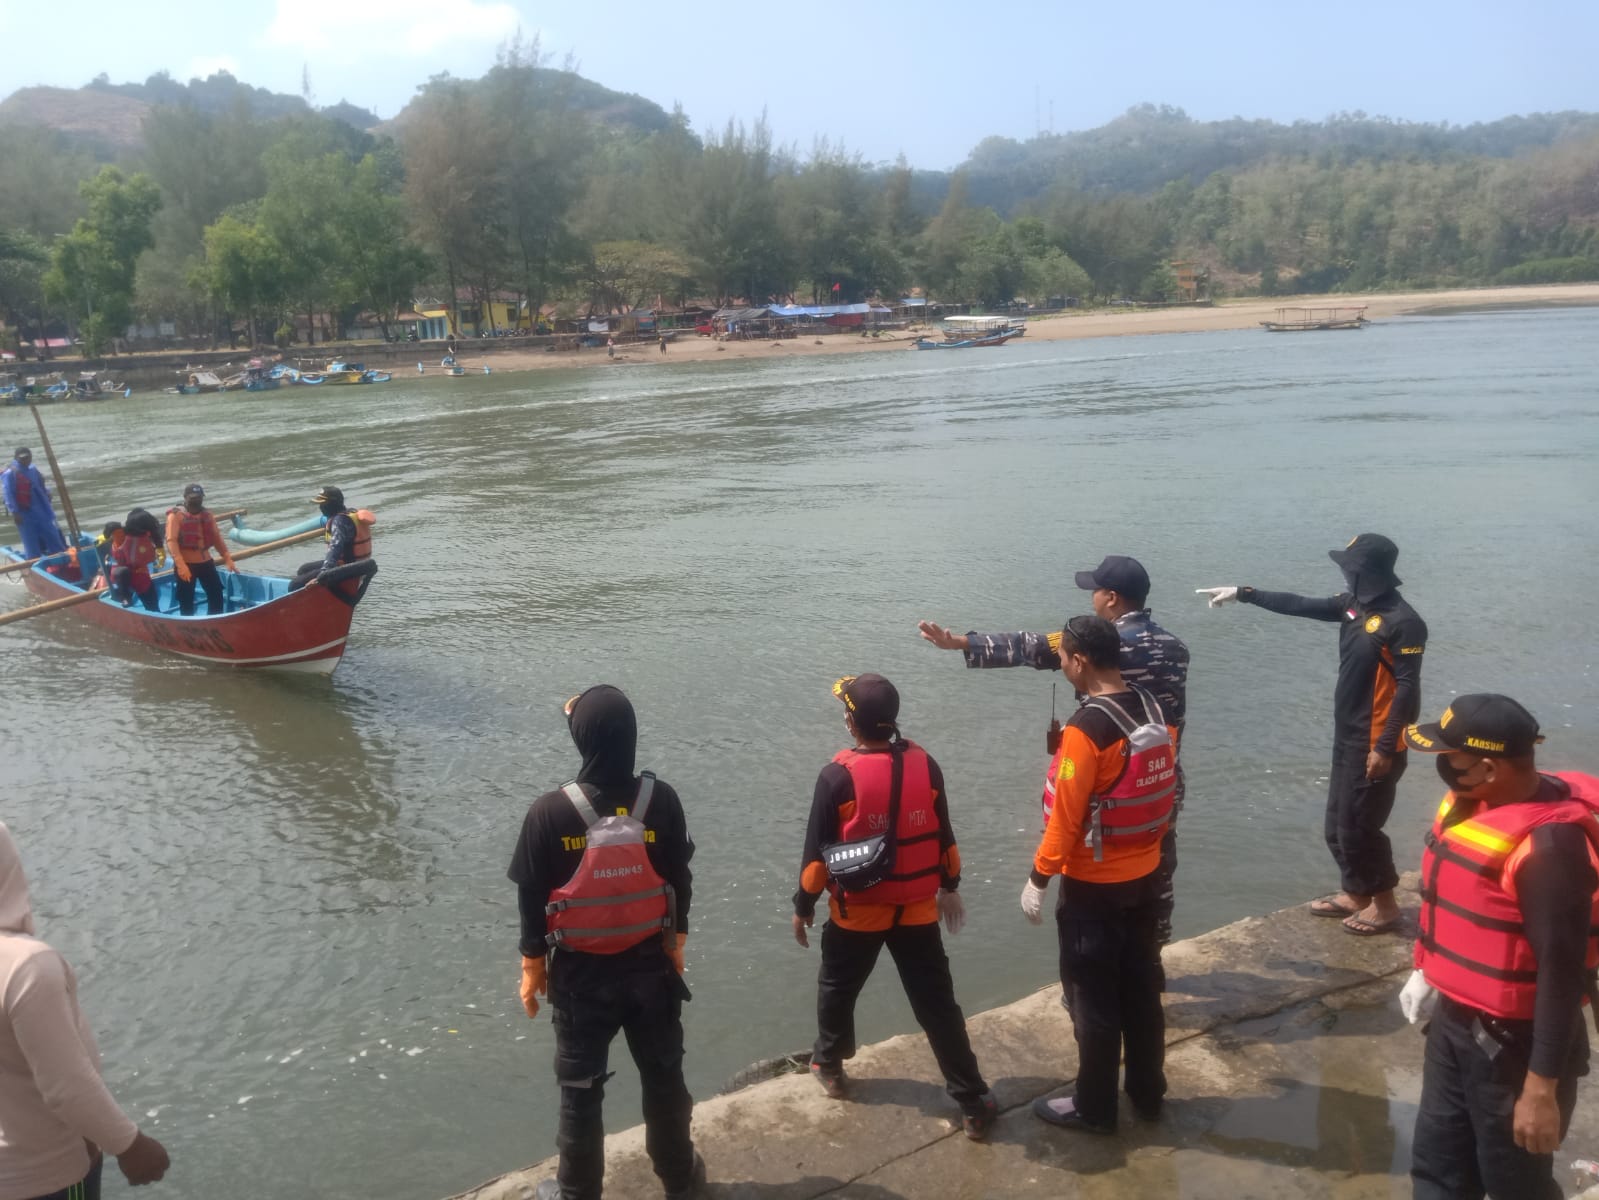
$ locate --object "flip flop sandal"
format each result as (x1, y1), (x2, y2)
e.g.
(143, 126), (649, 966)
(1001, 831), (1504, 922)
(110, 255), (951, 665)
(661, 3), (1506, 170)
(1342, 914), (1401, 937)
(1309, 895), (1359, 918)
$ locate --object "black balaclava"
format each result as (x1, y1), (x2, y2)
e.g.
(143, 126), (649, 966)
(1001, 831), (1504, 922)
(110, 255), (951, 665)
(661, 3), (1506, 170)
(567, 685), (637, 787)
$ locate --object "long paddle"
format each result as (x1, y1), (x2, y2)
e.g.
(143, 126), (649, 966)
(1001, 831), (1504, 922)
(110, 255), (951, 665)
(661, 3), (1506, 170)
(28, 401), (81, 546)
(0, 508), (249, 578)
(0, 525), (327, 629)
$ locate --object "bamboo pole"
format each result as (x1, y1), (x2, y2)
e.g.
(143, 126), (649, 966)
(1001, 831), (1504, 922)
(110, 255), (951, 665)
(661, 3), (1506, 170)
(28, 401), (81, 545)
(0, 525), (326, 629)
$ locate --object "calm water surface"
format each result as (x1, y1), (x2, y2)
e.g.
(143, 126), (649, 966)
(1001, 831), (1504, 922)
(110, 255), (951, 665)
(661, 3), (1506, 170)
(6, 309), (1598, 1198)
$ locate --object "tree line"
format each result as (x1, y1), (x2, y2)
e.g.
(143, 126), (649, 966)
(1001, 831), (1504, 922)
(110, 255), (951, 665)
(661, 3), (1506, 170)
(0, 50), (1596, 355)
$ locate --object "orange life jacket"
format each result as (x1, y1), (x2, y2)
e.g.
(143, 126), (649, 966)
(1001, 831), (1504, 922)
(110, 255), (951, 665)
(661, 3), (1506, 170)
(1415, 772), (1599, 1019)
(168, 507), (218, 561)
(832, 742), (942, 906)
(544, 775), (674, 955)
(326, 510), (374, 561)
(110, 532), (159, 587)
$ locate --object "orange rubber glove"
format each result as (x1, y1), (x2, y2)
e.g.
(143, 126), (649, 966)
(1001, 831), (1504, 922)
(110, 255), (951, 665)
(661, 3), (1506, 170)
(667, 933), (687, 976)
(520, 955), (547, 1019)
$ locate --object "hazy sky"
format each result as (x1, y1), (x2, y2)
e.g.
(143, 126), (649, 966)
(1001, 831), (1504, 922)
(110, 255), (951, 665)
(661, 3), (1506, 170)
(3, 0), (1595, 168)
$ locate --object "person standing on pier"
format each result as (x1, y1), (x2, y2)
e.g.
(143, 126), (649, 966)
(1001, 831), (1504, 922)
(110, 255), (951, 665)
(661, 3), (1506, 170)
(1197, 533), (1425, 937)
(1022, 616), (1174, 1134)
(164, 484), (236, 617)
(918, 554), (1190, 946)
(0, 822), (171, 1198)
(508, 685), (704, 1200)
(1396, 695), (1596, 1200)
(791, 674), (998, 1140)
(2, 448), (67, 560)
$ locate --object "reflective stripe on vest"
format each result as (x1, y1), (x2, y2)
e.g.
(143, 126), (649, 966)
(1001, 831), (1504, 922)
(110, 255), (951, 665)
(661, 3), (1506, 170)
(1415, 771), (1599, 1019)
(544, 773), (672, 954)
(833, 742), (942, 906)
(1082, 687), (1176, 863)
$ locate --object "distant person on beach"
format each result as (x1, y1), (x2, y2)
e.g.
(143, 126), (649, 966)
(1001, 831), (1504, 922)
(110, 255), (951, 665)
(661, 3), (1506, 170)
(791, 674), (998, 1140)
(288, 486), (374, 598)
(1021, 616), (1174, 1134)
(508, 686), (704, 1200)
(1198, 533), (1426, 937)
(1396, 695), (1596, 1199)
(918, 554), (1190, 947)
(2, 448), (67, 560)
(0, 822), (171, 1198)
(659, 334), (667, 354)
(606, 336), (615, 359)
(164, 483), (236, 617)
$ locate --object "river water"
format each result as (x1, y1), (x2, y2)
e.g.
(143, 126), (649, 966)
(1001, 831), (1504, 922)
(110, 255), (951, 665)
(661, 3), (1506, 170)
(6, 308), (1598, 1198)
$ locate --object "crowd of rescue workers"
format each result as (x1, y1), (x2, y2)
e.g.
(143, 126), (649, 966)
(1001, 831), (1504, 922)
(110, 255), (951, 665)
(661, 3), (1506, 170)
(2, 465), (1595, 1200)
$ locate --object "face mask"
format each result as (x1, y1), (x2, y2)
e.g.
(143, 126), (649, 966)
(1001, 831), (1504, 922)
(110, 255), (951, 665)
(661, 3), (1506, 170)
(1437, 756), (1487, 792)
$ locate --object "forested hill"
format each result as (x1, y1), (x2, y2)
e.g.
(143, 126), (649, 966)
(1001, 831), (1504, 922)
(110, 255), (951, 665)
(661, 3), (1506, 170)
(950, 104), (1599, 211)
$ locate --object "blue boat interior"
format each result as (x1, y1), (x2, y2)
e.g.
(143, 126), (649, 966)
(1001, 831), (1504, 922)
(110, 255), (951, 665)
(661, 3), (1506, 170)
(5, 537), (291, 617)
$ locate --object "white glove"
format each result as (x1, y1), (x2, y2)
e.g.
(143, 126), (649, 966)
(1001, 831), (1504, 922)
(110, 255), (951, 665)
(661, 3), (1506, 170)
(1195, 586), (1240, 608)
(1020, 879), (1048, 924)
(938, 890), (966, 936)
(1399, 969), (1438, 1025)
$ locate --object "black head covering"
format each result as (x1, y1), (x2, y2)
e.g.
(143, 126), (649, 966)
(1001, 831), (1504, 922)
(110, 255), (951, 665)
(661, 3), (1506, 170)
(567, 684), (637, 786)
(1328, 532), (1402, 605)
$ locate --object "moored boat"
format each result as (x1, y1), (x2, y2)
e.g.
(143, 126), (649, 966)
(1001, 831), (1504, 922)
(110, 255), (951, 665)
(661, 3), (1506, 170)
(1, 536), (376, 675)
(913, 330), (1020, 349)
(1260, 306), (1369, 332)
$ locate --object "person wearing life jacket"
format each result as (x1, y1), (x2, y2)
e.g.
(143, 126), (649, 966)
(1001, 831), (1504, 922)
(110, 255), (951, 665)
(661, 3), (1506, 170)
(1198, 533), (1427, 937)
(2, 447), (67, 560)
(163, 483), (236, 617)
(917, 554), (1190, 949)
(791, 673), (998, 1139)
(1021, 615), (1175, 1135)
(95, 519), (157, 612)
(507, 685), (703, 1200)
(288, 486), (375, 596)
(1395, 694), (1598, 1199)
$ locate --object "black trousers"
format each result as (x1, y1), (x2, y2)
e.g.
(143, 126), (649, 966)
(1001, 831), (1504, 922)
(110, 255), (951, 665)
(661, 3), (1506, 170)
(1057, 875), (1167, 1128)
(548, 948), (696, 1200)
(174, 559), (224, 616)
(288, 558), (323, 592)
(1412, 998), (1587, 1200)
(108, 567), (158, 611)
(813, 918), (989, 1107)
(1325, 738), (1404, 897)
(28, 1156), (101, 1200)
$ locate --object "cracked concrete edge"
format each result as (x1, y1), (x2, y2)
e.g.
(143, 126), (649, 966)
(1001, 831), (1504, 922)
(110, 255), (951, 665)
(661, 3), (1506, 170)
(446, 879), (1418, 1200)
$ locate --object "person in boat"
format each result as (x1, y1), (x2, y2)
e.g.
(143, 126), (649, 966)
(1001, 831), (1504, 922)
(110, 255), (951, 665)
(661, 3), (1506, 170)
(1397, 695), (1597, 1200)
(508, 685), (703, 1200)
(1197, 533), (1426, 937)
(917, 555), (1190, 949)
(792, 673), (998, 1138)
(2, 447), (67, 560)
(97, 510), (163, 611)
(165, 483), (237, 617)
(1021, 616), (1174, 1134)
(0, 822), (172, 1198)
(288, 487), (373, 595)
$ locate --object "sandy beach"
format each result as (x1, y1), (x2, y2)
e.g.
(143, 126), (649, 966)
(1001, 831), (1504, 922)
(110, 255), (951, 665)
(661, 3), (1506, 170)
(448, 283), (1599, 376)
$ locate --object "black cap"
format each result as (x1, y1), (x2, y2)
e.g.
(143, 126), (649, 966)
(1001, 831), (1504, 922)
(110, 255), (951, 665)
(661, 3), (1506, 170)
(832, 673), (900, 736)
(13, 447), (28, 459)
(1328, 533), (1401, 588)
(1404, 693), (1544, 758)
(1074, 555), (1150, 607)
(314, 485), (345, 507)
(183, 482), (205, 499)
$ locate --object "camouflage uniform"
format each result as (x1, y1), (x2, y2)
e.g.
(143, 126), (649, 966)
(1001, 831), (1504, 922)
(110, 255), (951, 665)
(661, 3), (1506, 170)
(965, 611), (1190, 945)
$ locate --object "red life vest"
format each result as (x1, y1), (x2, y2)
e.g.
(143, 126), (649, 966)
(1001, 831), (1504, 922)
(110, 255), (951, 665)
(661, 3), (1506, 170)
(544, 774), (674, 955)
(168, 507), (218, 559)
(7, 465), (32, 510)
(1079, 687), (1176, 862)
(832, 742), (942, 906)
(111, 533), (158, 589)
(1415, 771), (1599, 1020)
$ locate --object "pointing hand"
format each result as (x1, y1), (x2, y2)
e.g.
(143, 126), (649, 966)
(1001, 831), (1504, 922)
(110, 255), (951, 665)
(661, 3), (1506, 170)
(1195, 587), (1239, 608)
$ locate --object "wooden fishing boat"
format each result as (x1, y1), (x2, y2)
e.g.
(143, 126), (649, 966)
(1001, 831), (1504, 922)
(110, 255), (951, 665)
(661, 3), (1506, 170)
(941, 315), (1026, 340)
(1260, 306), (1369, 332)
(913, 330), (1020, 349)
(443, 365), (466, 377)
(1, 536), (376, 675)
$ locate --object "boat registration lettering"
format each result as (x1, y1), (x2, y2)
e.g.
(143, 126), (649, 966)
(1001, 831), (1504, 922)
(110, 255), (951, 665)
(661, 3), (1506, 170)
(142, 620), (236, 654)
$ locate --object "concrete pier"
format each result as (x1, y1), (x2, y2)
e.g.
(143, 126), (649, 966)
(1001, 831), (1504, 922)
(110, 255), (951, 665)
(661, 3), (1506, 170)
(452, 882), (1599, 1199)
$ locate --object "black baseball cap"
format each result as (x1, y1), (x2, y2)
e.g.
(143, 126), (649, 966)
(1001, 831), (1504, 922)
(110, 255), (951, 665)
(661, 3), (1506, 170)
(313, 485), (345, 507)
(832, 673), (899, 736)
(1074, 555), (1150, 606)
(183, 483), (204, 499)
(1404, 693), (1544, 758)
